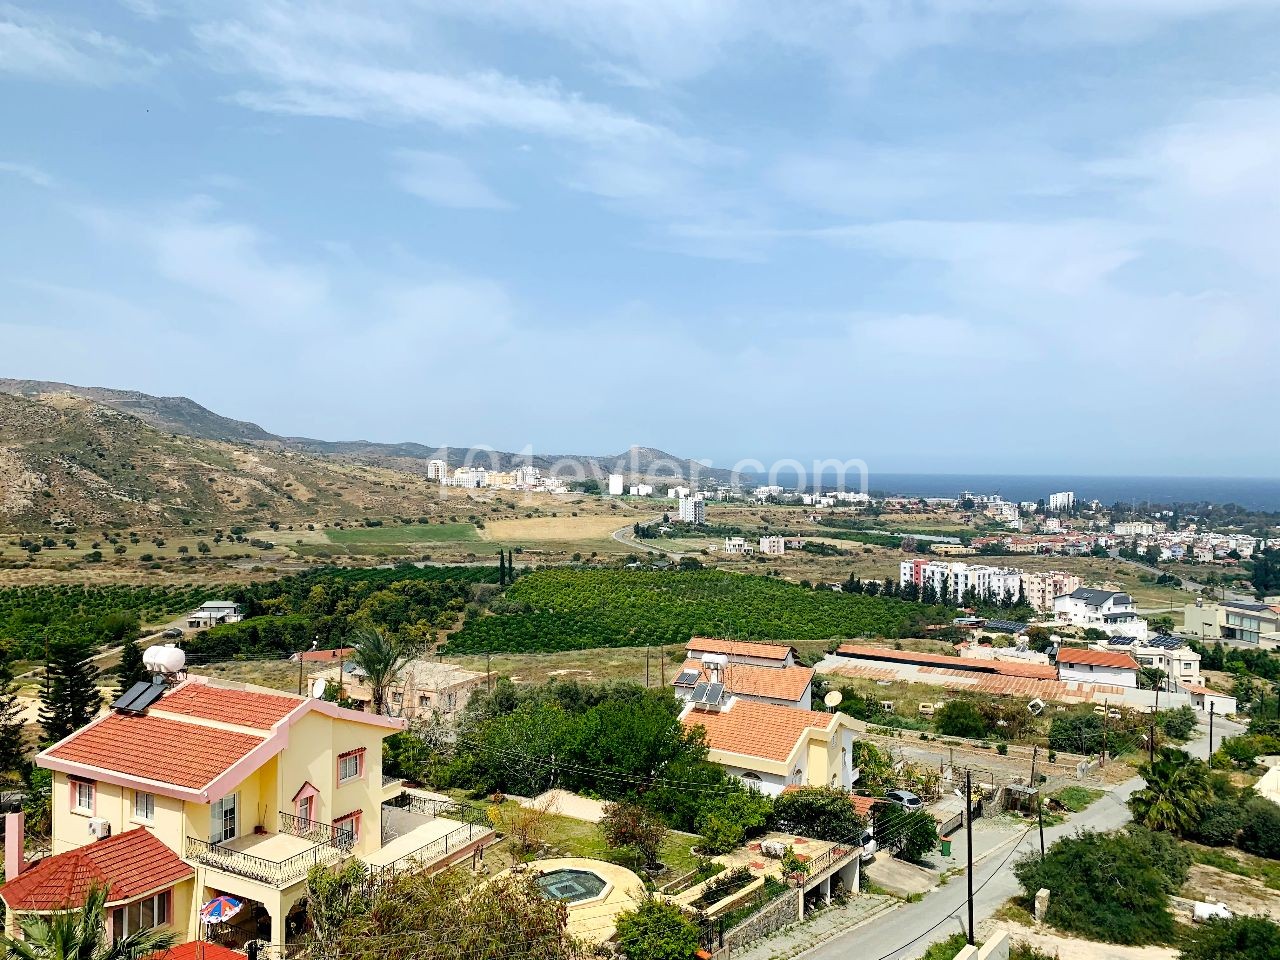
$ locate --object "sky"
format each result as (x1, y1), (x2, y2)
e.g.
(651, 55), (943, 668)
(2, 1), (1279, 476)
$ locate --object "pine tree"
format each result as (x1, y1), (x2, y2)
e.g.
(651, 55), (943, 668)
(0, 647), (27, 776)
(39, 637), (101, 745)
(115, 637), (147, 700)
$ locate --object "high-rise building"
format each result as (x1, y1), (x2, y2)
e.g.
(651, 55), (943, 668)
(426, 459), (448, 481)
(679, 495), (706, 524)
(607, 474), (625, 496)
(1048, 491), (1075, 511)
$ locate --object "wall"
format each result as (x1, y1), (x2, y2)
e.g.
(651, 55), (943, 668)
(1058, 663), (1137, 688)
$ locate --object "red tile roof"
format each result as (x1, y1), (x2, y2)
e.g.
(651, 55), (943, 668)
(47, 712), (265, 790)
(686, 637), (795, 662)
(1056, 648), (1139, 670)
(0, 829), (191, 912)
(674, 660), (814, 702)
(837, 644), (1059, 680)
(155, 682), (300, 730)
(148, 945), (244, 960)
(297, 647), (356, 663)
(683, 701), (834, 762)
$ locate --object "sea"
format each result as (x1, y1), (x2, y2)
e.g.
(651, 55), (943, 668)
(742, 471), (1280, 512)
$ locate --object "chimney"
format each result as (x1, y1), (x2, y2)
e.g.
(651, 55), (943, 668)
(4, 811), (26, 881)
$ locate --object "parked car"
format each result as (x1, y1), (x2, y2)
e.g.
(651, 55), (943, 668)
(858, 828), (877, 864)
(161, 627), (183, 639)
(885, 789), (923, 812)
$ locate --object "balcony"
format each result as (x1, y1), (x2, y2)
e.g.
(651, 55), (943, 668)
(186, 830), (347, 888)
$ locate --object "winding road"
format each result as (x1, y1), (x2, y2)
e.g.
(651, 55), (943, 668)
(803, 715), (1243, 960)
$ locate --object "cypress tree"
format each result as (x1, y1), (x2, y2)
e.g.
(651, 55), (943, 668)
(0, 647), (27, 776)
(39, 637), (101, 745)
(115, 637), (147, 699)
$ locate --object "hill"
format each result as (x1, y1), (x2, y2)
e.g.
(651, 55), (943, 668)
(0, 391), (439, 529)
(0, 380), (736, 483)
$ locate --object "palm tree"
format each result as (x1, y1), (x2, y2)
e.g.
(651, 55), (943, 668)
(1128, 746), (1212, 835)
(349, 626), (409, 716)
(0, 885), (178, 960)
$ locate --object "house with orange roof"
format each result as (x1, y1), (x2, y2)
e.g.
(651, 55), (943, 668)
(672, 658), (814, 709)
(679, 697), (860, 797)
(684, 637), (798, 668)
(1054, 647), (1139, 688)
(2, 675), (490, 952)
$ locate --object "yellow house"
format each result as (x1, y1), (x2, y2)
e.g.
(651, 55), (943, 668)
(1, 677), (485, 951)
(679, 698), (861, 798)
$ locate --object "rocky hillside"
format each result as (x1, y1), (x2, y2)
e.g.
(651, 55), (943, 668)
(0, 380), (737, 483)
(0, 392), (437, 530)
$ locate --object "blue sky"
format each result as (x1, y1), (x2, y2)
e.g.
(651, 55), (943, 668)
(2, 1), (1279, 475)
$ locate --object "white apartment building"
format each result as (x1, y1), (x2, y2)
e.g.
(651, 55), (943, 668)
(1114, 521), (1156, 536)
(759, 536), (786, 555)
(1053, 587), (1148, 640)
(426, 459), (448, 481)
(607, 474), (625, 496)
(1021, 570), (1082, 612)
(724, 536), (753, 555)
(1055, 647), (1139, 688)
(898, 560), (1022, 604)
(1048, 491), (1075, 511)
(754, 485), (785, 499)
(628, 484), (654, 496)
(667, 485), (691, 499)
(679, 495), (706, 524)
(1094, 637), (1202, 687)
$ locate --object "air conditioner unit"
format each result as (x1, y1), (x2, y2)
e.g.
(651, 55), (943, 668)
(88, 818), (112, 840)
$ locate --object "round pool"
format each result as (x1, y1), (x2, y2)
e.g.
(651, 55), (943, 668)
(535, 868), (609, 904)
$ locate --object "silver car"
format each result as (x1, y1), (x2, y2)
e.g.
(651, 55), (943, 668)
(885, 789), (923, 812)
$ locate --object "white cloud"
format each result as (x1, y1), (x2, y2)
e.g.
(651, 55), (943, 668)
(0, 159), (52, 187)
(0, 6), (160, 84)
(392, 151), (508, 210)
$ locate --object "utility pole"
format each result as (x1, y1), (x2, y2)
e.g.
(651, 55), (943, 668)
(965, 769), (975, 946)
(486, 651), (492, 696)
(1030, 744), (1038, 786)
(1101, 699), (1109, 767)
(645, 645), (651, 687)
(1209, 701), (1216, 756)
(659, 645), (666, 687)
(1149, 720), (1156, 765)
(1037, 791), (1046, 860)
(299, 636), (319, 695)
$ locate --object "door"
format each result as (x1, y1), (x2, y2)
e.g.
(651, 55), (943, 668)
(210, 793), (238, 843)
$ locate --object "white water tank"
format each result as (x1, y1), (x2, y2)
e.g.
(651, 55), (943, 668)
(143, 644), (186, 675)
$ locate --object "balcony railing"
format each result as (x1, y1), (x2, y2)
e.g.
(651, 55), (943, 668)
(278, 812), (356, 851)
(185, 836), (346, 887)
(369, 819), (492, 881)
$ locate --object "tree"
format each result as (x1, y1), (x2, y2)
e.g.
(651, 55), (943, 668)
(695, 787), (772, 854)
(773, 786), (864, 842)
(1015, 831), (1176, 945)
(1179, 915), (1280, 960)
(0, 646), (27, 776)
(0, 884), (177, 960)
(114, 638), (147, 700)
(350, 626), (409, 715)
(614, 897), (701, 960)
(1128, 747), (1213, 835)
(1049, 713), (1105, 755)
(304, 862), (579, 960)
(874, 804), (938, 862)
(934, 700), (988, 739)
(1238, 796), (1280, 859)
(601, 801), (668, 867)
(39, 638), (101, 745)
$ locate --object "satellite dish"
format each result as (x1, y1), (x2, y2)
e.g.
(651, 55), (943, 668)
(310, 678), (328, 699)
(823, 690), (843, 708)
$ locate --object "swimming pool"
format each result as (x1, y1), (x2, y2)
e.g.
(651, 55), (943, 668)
(535, 868), (609, 904)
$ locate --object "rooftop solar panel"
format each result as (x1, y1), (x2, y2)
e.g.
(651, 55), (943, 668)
(691, 682), (709, 702)
(674, 670), (700, 686)
(706, 682), (724, 703)
(112, 679), (165, 713)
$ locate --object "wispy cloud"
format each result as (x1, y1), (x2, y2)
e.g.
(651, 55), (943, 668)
(0, 5), (160, 84)
(392, 150), (508, 210)
(0, 159), (53, 187)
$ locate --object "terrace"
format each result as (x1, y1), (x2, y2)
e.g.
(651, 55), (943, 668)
(184, 812), (354, 888)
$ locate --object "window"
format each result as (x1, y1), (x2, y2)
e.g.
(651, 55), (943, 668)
(134, 791), (155, 822)
(111, 891), (170, 942)
(391, 691), (403, 705)
(337, 749), (365, 783)
(71, 779), (95, 814)
(210, 793), (238, 843)
(334, 811), (361, 845)
(418, 695), (431, 710)
(297, 795), (313, 822)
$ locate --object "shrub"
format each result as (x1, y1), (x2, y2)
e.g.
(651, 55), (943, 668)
(1193, 798), (1245, 847)
(919, 933), (969, 960)
(935, 701), (988, 739)
(1238, 797), (1280, 859)
(1156, 706), (1198, 741)
(773, 787), (864, 842)
(1013, 830), (1176, 945)
(1048, 713), (1104, 755)
(615, 896), (702, 960)
(1179, 915), (1280, 960)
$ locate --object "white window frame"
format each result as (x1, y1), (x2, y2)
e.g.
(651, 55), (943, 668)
(112, 891), (170, 942)
(210, 793), (238, 844)
(337, 751), (363, 784)
(134, 790), (155, 823)
(72, 780), (95, 814)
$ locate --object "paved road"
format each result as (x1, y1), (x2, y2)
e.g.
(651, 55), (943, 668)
(611, 521), (687, 559)
(1108, 552), (1251, 603)
(803, 716), (1244, 960)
